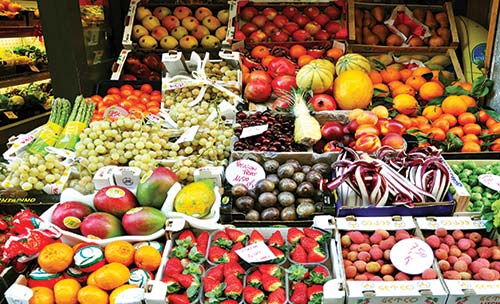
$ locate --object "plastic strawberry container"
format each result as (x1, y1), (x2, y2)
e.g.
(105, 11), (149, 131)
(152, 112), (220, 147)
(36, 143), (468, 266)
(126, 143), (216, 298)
(243, 265), (289, 304)
(286, 227), (330, 266)
(287, 264), (332, 303)
(201, 264), (245, 304)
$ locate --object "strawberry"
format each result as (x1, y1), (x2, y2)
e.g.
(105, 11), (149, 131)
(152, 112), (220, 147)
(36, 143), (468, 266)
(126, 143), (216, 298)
(306, 265), (331, 285)
(227, 251), (239, 263)
(287, 227), (305, 244)
(267, 287), (286, 304)
(269, 246), (285, 263)
(187, 246), (205, 263)
(182, 261), (203, 275)
(261, 272), (282, 292)
(290, 282), (308, 304)
(166, 294), (189, 304)
(224, 274), (243, 299)
(170, 273), (200, 299)
(203, 276), (226, 299)
(224, 261), (245, 279)
(246, 270), (262, 288)
(225, 227), (247, 243)
(258, 264), (282, 277)
(220, 300), (239, 304)
(303, 227), (326, 243)
(290, 243), (307, 263)
(164, 257), (183, 274)
(212, 231), (233, 250)
(208, 246), (230, 264)
(307, 284), (324, 302)
(248, 229), (265, 245)
(268, 231), (285, 249)
(161, 276), (181, 294)
(307, 246), (327, 263)
(168, 245), (188, 259)
(300, 236), (320, 252)
(195, 231), (209, 255)
(230, 241), (244, 253)
(206, 264), (225, 281)
(243, 285), (265, 304)
(176, 230), (196, 247)
(287, 264), (309, 282)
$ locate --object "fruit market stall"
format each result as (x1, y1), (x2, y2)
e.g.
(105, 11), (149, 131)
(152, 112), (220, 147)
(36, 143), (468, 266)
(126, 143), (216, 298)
(1, 0), (500, 303)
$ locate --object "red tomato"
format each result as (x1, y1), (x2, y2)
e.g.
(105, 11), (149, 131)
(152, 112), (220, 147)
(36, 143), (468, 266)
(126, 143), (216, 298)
(103, 95), (117, 106)
(136, 104), (147, 111)
(141, 83), (153, 93)
(91, 95), (103, 103)
(121, 89), (133, 97)
(148, 107), (160, 114)
(132, 89), (142, 97)
(146, 101), (159, 109)
(121, 101), (132, 110)
(150, 95), (162, 102)
(107, 87), (120, 95)
(151, 90), (161, 96)
(126, 95), (139, 103)
(120, 84), (134, 91)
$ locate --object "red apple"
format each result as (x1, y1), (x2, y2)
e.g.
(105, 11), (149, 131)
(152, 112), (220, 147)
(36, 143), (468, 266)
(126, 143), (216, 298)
(251, 14), (268, 28)
(325, 5), (341, 19)
(272, 15), (288, 28)
(248, 70), (273, 83)
(336, 26), (348, 39)
(283, 22), (300, 34)
(293, 14), (310, 27)
(321, 121), (344, 141)
(381, 133), (406, 149)
(271, 30), (289, 42)
(324, 21), (342, 34)
(314, 13), (330, 27)
(272, 95), (291, 111)
(307, 49), (326, 58)
(262, 22), (279, 36)
(314, 29), (330, 41)
(310, 94), (337, 112)
(241, 6), (258, 21)
(304, 21), (321, 35)
(282, 6), (300, 19)
(271, 75), (297, 94)
(248, 30), (268, 43)
(240, 22), (258, 36)
(346, 120), (359, 134)
(292, 29), (311, 41)
(234, 30), (246, 39)
(262, 7), (278, 21)
(304, 6), (320, 19)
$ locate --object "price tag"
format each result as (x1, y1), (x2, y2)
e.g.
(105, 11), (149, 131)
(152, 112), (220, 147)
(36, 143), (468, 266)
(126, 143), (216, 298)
(225, 159), (266, 189)
(104, 106), (128, 120)
(175, 126), (199, 144)
(240, 124), (268, 139)
(390, 238), (433, 275)
(235, 241), (277, 263)
(479, 174), (500, 192)
(4, 111), (18, 119)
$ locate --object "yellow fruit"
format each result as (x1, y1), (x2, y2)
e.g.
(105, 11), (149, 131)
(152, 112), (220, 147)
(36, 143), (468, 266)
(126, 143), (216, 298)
(174, 179), (216, 218)
(93, 262), (130, 291)
(393, 94), (419, 115)
(335, 53), (371, 75)
(53, 279), (81, 304)
(29, 287), (54, 304)
(296, 61), (334, 94)
(105, 240), (135, 266)
(310, 59), (335, 76)
(134, 245), (162, 272)
(77, 286), (108, 304)
(333, 70), (373, 110)
(38, 243), (73, 274)
(109, 285), (137, 304)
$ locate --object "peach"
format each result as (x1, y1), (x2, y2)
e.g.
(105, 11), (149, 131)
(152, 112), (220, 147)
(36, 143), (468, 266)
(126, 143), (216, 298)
(458, 254), (472, 265)
(375, 229), (390, 239)
(481, 237), (494, 247)
(479, 268), (496, 281)
(470, 261), (487, 274)
(448, 256), (458, 265)
(444, 235), (455, 246)
(395, 230), (411, 241)
(477, 247), (492, 259)
(473, 273), (482, 280)
(492, 261), (500, 272)
(457, 238), (471, 251)
(468, 232), (482, 243)
(435, 248), (448, 260)
(356, 111), (379, 126)
(443, 270), (461, 280)
(452, 230), (464, 241)
(460, 271), (472, 280)
(354, 274), (368, 281)
(380, 264), (395, 275)
(383, 249), (391, 260)
(426, 235), (441, 249)
(435, 228), (448, 237)
(358, 251), (371, 262)
(492, 247), (500, 260)
(347, 251), (358, 262)
(376, 259), (385, 266)
(439, 243), (450, 252)
(345, 265), (357, 279)
(354, 260), (367, 273)
(383, 275), (395, 281)
(342, 248), (349, 258)
(341, 235), (352, 247)
(366, 261), (381, 273)
(493, 270), (500, 280)
(438, 260), (451, 271)
(369, 232), (383, 244)
(453, 260), (468, 272)
(369, 247), (383, 261)
(477, 258), (491, 268)
(348, 231), (365, 244)
(422, 268), (437, 280)
(449, 246), (462, 257)
(343, 260), (353, 267)
(465, 248), (477, 259)
(394, 272), (410, 281)
(349, 244), (360, 252)
(358, 243), (371, 252)
(364, 272), (375, 279)
(370, 275), (383, 281)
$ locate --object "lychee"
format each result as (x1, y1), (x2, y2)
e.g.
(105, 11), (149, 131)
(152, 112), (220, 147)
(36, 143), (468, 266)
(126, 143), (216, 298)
(425, 235), (441, 249)
(435, 228), (448, 237)
(422, 268), (437, 280)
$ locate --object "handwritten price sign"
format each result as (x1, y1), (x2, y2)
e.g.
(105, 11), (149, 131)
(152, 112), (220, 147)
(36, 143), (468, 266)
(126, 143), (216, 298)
(390, 238), (433, 275)
(479, 174), (500, 192)
(235, 241), (277, 263)
(225, 159), (265, 189)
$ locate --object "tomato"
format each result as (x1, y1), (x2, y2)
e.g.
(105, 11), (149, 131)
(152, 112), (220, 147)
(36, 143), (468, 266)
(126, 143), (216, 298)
(490, 138), (500, 151)
(126, 95), (140, 103)
(141, 83), (153, 93)
(91, 95), (103, 103)
(150, 95), (162, 102)
(107, 87), (120, 95)
(146, 101), (159, 109)
(271, 75), (297, 94)
(136, 103), (147, 111)
(121, 101), (132, 110)
(461, 141), (481, 152)
(427, 127), (446, 141)
(103, 95), (118, 106)
(132, 89), (142, 97)
(151, 90), (161, 96)
(463, 123), (482, 135)
(477, 110), (490, 123)
(120, 84), (134, 91)
(121, 89), (133, 97)
(148, 107), (160, 114)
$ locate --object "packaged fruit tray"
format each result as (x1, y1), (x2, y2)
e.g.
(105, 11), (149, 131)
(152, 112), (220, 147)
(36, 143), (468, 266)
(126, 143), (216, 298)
(334, 216), (449, 304)
(415, 216), (500, 303)
(122, 0), (230, 53)
(347, 1), (459, 53)
(110, 49), (163, 81)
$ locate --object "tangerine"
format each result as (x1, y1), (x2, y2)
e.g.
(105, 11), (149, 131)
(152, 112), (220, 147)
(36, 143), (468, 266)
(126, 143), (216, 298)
(477, 110), (490, 123)
(399, 69), (413, 82)
(290, 45), (307, 58)
(412, 66), (432, 77)
(460, 95), (476, 107)
(449, 126), (464, 138)
(419, 82), (444, 102)
(422, 105), (443, 121)
(53, 279), (81, 304)
(432, 118), (450, 132)
(427, 127), (446, 141)
(261, 55), (276, 68)
(38, 243), (73, 274)
(490, 122), (500, 134)
(486, 118), (499, 129)
(463, 123), (482, 135)
(77, 286), (109, 304)
(453, 81), (473, 91)
(388, 80), (404, 92)
(93, 263), (130, 291)
(461, 141), (481, 152)
(393, 114), (413, 129)
(441, 96), (468, 116)
(326, 47), (344, 61)
(380, 68), (401, 84)
(368, 70), (383, 84)
(297, 54), (315, 67)
(109, 285), (137, 304)
(105, 240), (135, 266)
(462, 134), (479, 143)
(250, 45), (270, 59)
(490, 138), (500, 151)
(392, 84), (415, 97)
(405, 75), (427, 91)
(392, 94), (418, 115)
(457, 112), (477, 126)
(29, 287), (54, 304)
(373, 83), (389, 97)
(440, 113), (457, 127)
(134, 246), (162, 272)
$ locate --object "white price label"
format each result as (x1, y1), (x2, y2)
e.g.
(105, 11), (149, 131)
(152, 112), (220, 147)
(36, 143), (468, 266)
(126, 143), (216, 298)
(240, 124), (268, 139)
(479, 174), (500, 192)
(235, 241), (276, 263)
(225, 159), (266, 189)
(390, 238), (433, 275)
(175, 126), (199, 144)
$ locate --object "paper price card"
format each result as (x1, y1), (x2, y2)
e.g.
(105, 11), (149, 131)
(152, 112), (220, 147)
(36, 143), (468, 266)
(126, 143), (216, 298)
(225, 159), (266, 189)
(175, 126), (199, 144)
(240, 124), (268, 139)
(390, 238), (433, 275)
(479, 174), (500, 192)
(235, 241), (276, 263)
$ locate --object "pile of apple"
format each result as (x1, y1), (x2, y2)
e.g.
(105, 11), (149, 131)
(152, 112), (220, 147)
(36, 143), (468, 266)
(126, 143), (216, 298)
(131, 5), (229, 50)
(236, 3), (347, 43)
(425, 228), (500, 281)
(340, 229), (438, 281)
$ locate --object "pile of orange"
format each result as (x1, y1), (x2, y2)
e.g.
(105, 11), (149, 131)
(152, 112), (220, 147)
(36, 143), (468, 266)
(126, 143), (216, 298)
(28, 240), (162, 304)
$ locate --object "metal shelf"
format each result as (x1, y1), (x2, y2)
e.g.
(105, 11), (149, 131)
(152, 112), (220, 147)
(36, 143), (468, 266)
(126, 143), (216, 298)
(0, 71), (50, 89)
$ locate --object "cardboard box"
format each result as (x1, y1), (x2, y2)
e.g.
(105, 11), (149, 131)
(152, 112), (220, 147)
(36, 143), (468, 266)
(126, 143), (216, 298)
(415, 216), (500, 304)
(334, 216), (449, 304)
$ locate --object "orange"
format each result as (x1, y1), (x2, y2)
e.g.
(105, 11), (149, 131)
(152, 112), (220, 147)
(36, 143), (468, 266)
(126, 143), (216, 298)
(419, 82), (444, 101)
(478, 110), (490, 123)
(412, 66), (432, 77)
(326, 47), (344, 61)
(53, 279), (81, 304)
(399, 69), (413, 82)
(394, 114), (413, 129)
(490, 122), (500, 134)
(432, 118), (450, 132)
(449, 126), (464, 138)
(405, 75), (427, 91)
(431, 78), (445, 88)
(392, 94), (418, 115)
(441, 96), (468, 116)
(462, 134), (479, 143)
(250, 45), (269, 59)
(457, 112), (477, 126)
(86, 271), (97, 286)
(290, 45), (307, 59)
(109, 285), (137, 304)
(392, 84), (415, 97)
(77, 285), (108, 304)
(463, 123), (482, 135)
(105, 240), (135, 266)
(422, 105), (443, 121)
(261, 55), (275, 68)
(348, 108), (364, 121)
(486, 118), (499, 129)
(134, 246), (162, 272)
(368, 70), (383, 84)
(29, 287), (54, 304)
(440, 113), (457, 127)
(420, 124), (431, 133)
(388, 80), (404, 92)
(427, 127), (446, 141)
(297, 54), (314, 67)
(38, 243), (73, 274)
(414, 116), (429, 127)
(380, 68), (401, 84)
(93, 263), (130, 291)
(490, 138), (500, 151)
(461, 141), (481, 152)
(371, 105), (389, 119)
(453, 81), (473, 91)
(459, 95), (476, 108)
(373, 83), (389, 97)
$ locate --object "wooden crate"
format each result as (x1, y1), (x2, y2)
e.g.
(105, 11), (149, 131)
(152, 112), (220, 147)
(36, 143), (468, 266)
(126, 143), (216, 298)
(347, 1), (459, 53)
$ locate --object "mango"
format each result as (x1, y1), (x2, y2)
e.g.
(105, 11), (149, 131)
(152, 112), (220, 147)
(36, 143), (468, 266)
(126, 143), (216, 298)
(174, 179), (215, 218)
(136, 167), (178, 208)
(80, 212), (124, 239)
(121, 207), (166, 235)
